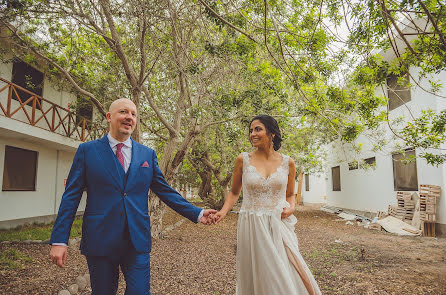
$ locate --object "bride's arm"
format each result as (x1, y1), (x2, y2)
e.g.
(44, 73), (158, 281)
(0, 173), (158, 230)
(213, 154), (244, 223)
(282, 157), (297, 219)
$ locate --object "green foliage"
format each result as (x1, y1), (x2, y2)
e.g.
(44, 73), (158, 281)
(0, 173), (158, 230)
(3, 0), (445, 197)
(0, 249), (33, 269)
(0, 218), (82, 242)
(401, 110), (446, 165)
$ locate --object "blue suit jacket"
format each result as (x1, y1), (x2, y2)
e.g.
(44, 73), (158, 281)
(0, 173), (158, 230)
(50, 135), (202, 256)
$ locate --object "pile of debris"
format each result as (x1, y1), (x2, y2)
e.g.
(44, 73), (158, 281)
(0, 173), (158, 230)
(388, 191), (416, 222)
(419, 184), (441, 237)
(320, 184), (441, 237)
(320, 206), (374, 227)
(386, 184), (441, 237)
(419, 184), (441, 222)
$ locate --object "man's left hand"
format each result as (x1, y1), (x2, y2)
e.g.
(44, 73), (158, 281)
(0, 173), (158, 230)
(200, 209), (218, 225)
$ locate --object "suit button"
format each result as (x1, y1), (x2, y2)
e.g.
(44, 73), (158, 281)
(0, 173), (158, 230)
(123, 193), (127, 197)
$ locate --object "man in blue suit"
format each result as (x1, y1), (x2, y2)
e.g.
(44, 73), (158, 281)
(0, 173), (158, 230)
(50, 98), (216, 294)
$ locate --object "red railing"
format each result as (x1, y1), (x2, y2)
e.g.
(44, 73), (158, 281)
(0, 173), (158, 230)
(0, 77), (107, 142)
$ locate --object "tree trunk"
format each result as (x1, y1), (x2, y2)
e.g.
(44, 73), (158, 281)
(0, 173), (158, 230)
(148, 135), (178, 238)
(132, 89), (141, 143)
(296, 171), (304, 205)
(198, 171), (213, 200)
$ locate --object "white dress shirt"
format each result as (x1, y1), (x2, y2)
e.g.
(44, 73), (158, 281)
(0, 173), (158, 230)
(53, 134), (203, 246)
(107, 134), (132, 173)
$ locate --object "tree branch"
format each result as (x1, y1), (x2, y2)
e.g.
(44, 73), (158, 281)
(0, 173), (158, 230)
(197, 0), (259, 44)
(379, 0), (416, 55)
(140, 86), (179, 137)
(140, 120), (168, 141)
(416, 0), (446, 49)
(98, 0), (139, 88)
(138, 12), (148, 85)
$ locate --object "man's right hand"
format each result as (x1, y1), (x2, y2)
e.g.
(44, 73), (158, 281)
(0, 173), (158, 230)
(50, 245), (68, 268)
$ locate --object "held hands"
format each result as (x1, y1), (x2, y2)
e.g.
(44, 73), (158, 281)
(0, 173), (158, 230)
(199, 209), (227, 225)
(199, 209), (218, 225)
(208, 207), (294, 223)
(211, 211), (227, 224)
(50, 245), (68, 268)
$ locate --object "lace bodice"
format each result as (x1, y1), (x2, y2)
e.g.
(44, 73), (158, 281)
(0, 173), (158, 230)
(240, 152), (290, 213)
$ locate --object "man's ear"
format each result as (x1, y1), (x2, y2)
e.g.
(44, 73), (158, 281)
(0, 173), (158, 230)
(106, 112), (111, 122)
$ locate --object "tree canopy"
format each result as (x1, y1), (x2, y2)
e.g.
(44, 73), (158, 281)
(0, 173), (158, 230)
(1, 0), (445, 225)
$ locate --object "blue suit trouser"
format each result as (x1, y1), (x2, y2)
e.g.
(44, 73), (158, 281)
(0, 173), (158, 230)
(86, 227), (151, 295)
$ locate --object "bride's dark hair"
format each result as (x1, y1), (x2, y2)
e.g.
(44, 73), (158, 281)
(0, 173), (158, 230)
(249, 115), (282, 151)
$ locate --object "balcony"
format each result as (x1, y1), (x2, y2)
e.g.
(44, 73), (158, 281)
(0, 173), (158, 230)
(0, 77), (106, 143)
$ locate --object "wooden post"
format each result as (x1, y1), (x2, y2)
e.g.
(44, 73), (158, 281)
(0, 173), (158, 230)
(32, 96), (36, 125)
(7, 85), (12, 117)
(296, 171), (304, 206)
(81, 118), (86, 141)
(51, 105), (56, 132)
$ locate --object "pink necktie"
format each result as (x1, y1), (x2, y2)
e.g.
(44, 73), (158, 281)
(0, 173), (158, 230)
(116, 143), (125, 170)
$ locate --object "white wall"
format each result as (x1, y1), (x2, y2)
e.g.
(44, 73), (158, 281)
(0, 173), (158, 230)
(301, 174), (327, 204)
(0, 137), (85, 222)
(326, 151), (405, 212)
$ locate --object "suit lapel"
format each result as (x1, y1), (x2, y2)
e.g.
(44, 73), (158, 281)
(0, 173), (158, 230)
(96, 136), (124, 190)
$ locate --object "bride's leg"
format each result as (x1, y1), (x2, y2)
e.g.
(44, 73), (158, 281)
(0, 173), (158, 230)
(284, 243), (317, 295)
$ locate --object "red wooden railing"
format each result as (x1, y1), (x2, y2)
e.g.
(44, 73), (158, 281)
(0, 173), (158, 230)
(0, 77), (107, 142)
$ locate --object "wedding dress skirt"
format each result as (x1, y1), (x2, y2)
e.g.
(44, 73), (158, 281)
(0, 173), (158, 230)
(236, 153), (321, 295)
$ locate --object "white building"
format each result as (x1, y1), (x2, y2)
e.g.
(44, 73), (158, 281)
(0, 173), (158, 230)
(0, 31), (105, 229)
(303, 19), (446, 236)
(298, 173), (327, 205)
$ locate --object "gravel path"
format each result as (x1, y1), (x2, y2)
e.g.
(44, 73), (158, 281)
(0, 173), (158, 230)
(1, 206), (446, 294)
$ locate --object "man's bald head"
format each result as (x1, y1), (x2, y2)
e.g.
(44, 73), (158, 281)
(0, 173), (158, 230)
(108, 98), (137, 113)
(106, 98), (137, 141)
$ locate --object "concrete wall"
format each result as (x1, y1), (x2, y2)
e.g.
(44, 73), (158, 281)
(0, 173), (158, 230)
(0, 137), (86, 226)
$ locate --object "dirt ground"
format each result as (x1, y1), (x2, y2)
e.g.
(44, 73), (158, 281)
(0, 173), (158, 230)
(1, 206), (445, 295)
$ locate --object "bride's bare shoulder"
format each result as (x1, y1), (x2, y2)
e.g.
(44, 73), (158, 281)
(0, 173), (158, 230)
(235, 153), (245, 164)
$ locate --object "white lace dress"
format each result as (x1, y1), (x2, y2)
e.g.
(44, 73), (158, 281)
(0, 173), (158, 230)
(236, 152), (322, 295)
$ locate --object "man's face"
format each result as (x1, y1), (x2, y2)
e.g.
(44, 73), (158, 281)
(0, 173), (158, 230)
(106, 99), (137, 140)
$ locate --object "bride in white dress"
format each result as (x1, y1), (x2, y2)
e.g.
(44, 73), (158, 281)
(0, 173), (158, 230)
(213, 115), (322, 295)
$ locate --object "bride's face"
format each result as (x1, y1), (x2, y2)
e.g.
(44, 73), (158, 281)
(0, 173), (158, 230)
(249, 120), (272, 148)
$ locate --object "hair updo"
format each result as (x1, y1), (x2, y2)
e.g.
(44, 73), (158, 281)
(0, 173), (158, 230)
(249, 115), (282, 151)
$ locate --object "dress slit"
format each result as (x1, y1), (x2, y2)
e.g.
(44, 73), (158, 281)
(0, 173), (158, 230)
(284, 242), (317, 295)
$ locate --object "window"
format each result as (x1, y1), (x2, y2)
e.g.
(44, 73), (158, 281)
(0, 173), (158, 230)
(2, 146), (38, 191)
(305, 174), (309, 191)
(362, 157), (376, 168)
(392, 149), (418, 191)
(6, 0), (24, 9)
(332, 166), (341, 191)
(11, 60), (44, 108)
(387, 72), (411, 111)
(75, 97), (93, 127)
(348, 161), (358, 170)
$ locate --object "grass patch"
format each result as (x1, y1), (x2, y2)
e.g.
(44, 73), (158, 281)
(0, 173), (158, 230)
(0, 218), (83, 242)
(0, 249), (33, 269)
